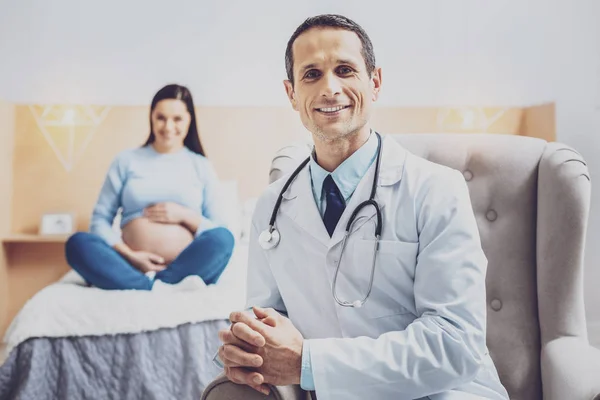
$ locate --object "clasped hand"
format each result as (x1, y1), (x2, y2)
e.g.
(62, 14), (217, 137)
(218, 307), (304, 396)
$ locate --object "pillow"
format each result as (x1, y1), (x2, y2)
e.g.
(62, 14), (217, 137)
(240, 197), (258, 244)
(217, 180), (242, 240)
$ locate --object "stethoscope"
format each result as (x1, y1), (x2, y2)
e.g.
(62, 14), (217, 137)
(258, 132), (383, 308)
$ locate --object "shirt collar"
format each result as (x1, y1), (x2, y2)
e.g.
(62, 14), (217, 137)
(309, 131), (379, 203)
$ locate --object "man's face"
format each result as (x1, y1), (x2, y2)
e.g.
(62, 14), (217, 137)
(284, 27), (381, 142)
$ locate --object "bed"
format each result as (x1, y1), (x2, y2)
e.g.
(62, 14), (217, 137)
(0, 239), (248, 400)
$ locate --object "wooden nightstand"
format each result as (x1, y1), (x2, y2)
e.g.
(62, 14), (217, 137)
(1, 233), (71, 336)
(2, 234), (70, 244)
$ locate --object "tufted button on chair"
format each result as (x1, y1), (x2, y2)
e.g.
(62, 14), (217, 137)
(202, 133), (600, 400)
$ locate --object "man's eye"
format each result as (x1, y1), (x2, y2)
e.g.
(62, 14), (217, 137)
(305, 70), (320, 79)
(337, 66), (353, 75)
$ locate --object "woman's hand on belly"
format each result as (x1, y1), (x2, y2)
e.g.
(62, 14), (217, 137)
(144, 202), (203, 234)
(144, 202), (192, 225)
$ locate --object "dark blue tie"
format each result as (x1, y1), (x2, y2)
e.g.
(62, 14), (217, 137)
(323, 175), (346, 237)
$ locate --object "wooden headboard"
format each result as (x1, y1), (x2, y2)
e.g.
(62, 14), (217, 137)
(0, 100), (14, 335)
(0, 102), (555, 335)
(10, 103), (554, 235)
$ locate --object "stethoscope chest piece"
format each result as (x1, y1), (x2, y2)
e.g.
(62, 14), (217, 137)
(259, 227), (280, 250)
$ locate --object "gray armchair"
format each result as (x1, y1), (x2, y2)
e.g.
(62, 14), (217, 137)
(202, 134), (600, 400)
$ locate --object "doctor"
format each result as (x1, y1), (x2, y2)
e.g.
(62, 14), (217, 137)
(217, 14), (509, 400)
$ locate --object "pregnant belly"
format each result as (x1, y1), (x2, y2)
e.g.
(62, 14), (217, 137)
(122, 218), (194, 263)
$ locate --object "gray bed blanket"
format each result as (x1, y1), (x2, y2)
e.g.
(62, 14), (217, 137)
(0, 319), (229, 400)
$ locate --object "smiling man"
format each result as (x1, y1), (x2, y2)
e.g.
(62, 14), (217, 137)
(216, 14), (509, 400)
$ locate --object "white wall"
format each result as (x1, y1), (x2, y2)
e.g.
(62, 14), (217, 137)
(1, 0), (597, 107)
(1, 0), (599, 342)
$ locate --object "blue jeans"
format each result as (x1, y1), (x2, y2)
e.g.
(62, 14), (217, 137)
(65, 227), (235, 290)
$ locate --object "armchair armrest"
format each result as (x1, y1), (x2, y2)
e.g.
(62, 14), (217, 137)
(541, 337), (600, 400)
(202, 373), (310, 400)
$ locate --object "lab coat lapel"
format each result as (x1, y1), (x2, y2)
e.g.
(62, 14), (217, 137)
(279, 166), (331, 246)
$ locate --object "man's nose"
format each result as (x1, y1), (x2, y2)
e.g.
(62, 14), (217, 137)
(320, 72), (342, 98)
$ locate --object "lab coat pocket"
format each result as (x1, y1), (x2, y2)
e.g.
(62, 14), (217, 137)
(351, 238), (419, 320)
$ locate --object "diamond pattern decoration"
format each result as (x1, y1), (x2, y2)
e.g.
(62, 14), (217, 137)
(29, 105), (111, 171)
(436, 107), (507, 132)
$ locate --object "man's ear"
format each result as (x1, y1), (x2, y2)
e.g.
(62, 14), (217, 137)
(283, 80), (298, 111)
(371, 67), (382, 102)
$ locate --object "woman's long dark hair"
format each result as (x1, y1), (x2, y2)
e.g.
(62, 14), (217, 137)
(144, 84), (206, 156)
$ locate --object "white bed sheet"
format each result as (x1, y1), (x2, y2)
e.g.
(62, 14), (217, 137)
(2, 242), (249, 357)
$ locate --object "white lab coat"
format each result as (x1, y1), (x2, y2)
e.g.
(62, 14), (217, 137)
(247, 136), (509, 400)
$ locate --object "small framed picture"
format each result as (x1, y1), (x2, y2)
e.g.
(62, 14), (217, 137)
(39, 213), (76, 235)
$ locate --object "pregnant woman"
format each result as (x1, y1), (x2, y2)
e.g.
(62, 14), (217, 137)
(65, 84), (234, 290)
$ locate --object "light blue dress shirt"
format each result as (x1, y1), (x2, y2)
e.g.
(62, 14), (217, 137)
(301, 132), (378, 391)
(90, 145), (224, 245)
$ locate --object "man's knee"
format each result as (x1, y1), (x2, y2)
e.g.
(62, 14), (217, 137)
(202, 380), (275, 400)
(201, 374), (304, 400)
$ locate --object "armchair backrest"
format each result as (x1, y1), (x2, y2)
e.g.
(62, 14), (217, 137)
(269, 133), (591, 399)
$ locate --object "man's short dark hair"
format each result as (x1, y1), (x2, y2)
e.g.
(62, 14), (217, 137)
(285, 14), (376, 86)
